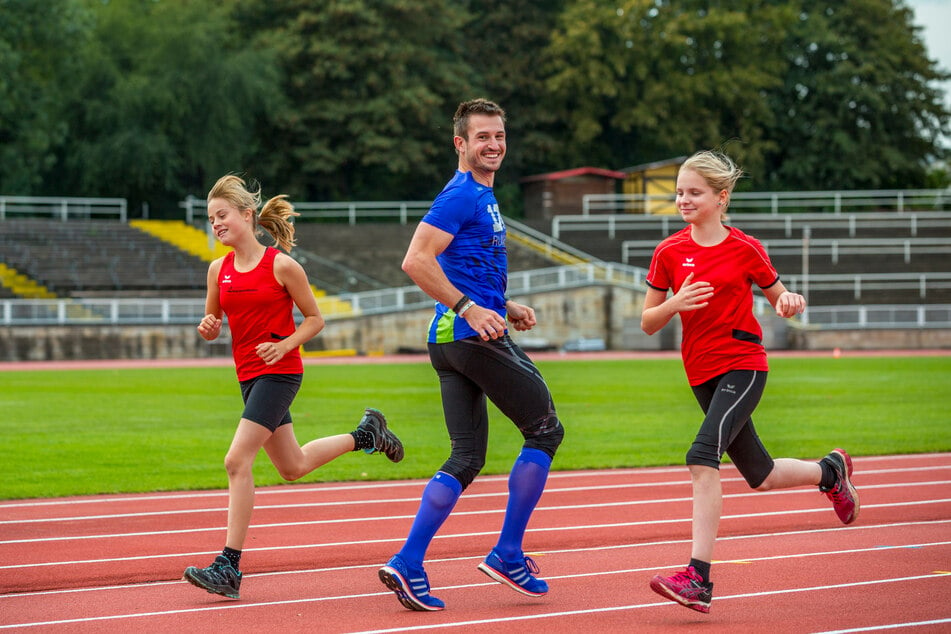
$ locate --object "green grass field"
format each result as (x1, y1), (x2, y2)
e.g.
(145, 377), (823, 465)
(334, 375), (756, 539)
(1, 355), (948, 500)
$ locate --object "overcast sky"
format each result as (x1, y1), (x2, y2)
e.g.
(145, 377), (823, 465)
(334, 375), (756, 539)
(906, 0), (951, 104)
(906, 0), (950, 149)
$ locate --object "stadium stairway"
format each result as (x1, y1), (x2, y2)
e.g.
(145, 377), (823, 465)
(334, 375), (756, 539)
(0, 262), (56, 299)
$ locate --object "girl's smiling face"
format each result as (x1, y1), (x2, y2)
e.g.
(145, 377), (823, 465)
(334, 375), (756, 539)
(675, 168), (728, 225)
(207, 198), (252, 247)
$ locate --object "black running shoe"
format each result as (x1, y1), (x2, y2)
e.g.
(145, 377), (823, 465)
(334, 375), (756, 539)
(357, 408), (404, 462)
(183, 555), (242, 599)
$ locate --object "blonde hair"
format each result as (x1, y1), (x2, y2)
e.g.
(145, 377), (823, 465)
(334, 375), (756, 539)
(680, 150), (744, 216)
(207, 174), (299, 251)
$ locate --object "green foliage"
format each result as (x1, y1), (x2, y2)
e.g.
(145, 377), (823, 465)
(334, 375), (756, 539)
(544, 1), (793, 171)
(0, 0), (91, 193)
(233, 0), (476, 201)
(0, 0), (947, 204)
(761, 0), (951, 189)
(0, 356), (947, 499)
(53, 0), (283, 207)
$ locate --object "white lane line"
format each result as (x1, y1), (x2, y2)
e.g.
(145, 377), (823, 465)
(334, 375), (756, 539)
(2, 514), (949, 572)
(2, 487), (949, 546)
(2, 571), (948, 631)
(3, 478), (949, 528)
(1, 457), (946, 511)
(3, 527), (949, 600)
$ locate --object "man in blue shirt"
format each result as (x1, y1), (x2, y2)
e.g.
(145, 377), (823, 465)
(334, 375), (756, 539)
(378, 98), (565, 611)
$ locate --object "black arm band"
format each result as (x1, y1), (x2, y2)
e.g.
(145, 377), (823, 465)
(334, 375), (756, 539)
(452, 295), (470, 314)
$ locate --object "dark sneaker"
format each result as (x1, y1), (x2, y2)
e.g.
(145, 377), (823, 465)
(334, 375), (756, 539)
(183, 555), (242, 599)
(357, 408), (404, 462)
(477, 548), (549, 596)
(378, 554), (445, 611)
(820, 448), (859, 524)
(649, 566), (713, 613)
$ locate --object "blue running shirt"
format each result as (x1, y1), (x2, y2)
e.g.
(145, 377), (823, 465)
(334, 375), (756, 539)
(422, 170), (507, 343)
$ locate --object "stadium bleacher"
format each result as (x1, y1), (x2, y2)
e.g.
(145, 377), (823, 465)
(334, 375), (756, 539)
(550, 211), (951, 307)
(0, 218), (559, 299)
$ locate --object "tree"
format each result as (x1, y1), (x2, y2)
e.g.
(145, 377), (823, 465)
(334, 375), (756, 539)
(234, 0), (477, 201)
(761, 0), (950, 190)
(0, 0), (91, 194)
(53, 0), (282, 212)
(543, 0), (794, 177)
(541, 0), (949, 190)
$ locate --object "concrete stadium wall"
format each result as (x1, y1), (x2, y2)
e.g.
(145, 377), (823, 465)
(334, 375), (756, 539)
(0, 286), (946, 361)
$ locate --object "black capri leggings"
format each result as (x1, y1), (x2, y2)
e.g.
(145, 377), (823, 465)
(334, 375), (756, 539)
(427, 335), (565, 490)
(687, 369), (774, 488)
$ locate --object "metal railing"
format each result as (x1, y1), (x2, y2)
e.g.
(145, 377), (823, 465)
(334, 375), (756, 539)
(180, 196), (432, 226)
(804, 304), (951, 329)
(581, 189), (950, 216)
(554, 210), (951, 240)
(621, 237), (951, 265)
(0, 196), (128, 222)
(0, 264), (650, 326)
(784, 272), (951, 301)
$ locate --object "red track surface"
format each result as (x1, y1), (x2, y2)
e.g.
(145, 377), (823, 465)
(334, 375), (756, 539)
(2, 453), (950, 632)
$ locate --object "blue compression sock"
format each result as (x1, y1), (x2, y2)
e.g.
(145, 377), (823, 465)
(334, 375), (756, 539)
(397, 471), (463, 566)
(494, 447), (552, 561)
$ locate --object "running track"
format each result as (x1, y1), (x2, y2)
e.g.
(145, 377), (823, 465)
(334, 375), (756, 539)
(1, 453), (950, 632)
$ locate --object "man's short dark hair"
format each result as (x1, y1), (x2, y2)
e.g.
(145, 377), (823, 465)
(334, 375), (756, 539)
(453, 98), (506, 140)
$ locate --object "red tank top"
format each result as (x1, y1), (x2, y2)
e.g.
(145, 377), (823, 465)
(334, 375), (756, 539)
(218, 247), (303, 381)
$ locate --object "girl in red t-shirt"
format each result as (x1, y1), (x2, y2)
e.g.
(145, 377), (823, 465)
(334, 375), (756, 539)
(182, 175), (404, 600)
(641, 151), (859, 614)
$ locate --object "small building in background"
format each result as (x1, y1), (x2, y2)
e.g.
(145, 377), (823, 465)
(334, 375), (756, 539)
(521, 166), (626, 221)
(620, 156), (687, 215)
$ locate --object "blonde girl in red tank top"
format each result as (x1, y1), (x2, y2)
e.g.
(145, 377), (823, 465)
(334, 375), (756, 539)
(182, 175), (404, 600)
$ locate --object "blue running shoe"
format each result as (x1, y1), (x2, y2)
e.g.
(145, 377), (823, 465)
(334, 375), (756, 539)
(378, 554), (445, 611)
(477, 548), (548, 596)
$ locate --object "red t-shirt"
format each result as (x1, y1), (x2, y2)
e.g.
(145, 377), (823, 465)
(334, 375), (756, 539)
(646, 226), (779, 385)
(218, 247), (303, 381)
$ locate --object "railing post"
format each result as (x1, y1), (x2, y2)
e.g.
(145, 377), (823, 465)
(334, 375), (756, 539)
(801, 226), (810, 307)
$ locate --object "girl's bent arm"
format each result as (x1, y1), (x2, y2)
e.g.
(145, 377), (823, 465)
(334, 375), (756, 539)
(641, 288), (677, 335)
(762, 281), (806, 318)
(274, 253), (325, 350)
(641, 272), (714, 335)
(197, 259), (224, 341)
